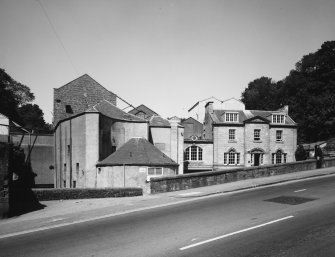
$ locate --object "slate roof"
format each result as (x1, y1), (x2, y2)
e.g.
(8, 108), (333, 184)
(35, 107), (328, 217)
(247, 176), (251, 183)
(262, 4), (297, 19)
(97, 137), (178, 167)
(86, 100), (147, 122)
(149, 116), (171, 127)
(128, 104), (159, 118)
(210, 109), (296, 126)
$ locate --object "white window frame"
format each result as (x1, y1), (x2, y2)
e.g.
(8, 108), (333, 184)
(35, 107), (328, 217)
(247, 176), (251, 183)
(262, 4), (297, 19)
(272, 150), (287, 164)
(147, 167), (164, 181)
(224, 149), (240, 165)
(228, 129), (236, 141)
(254, 129), (261, 141)
(276, 130), (283, 142)
(225, 112), (239, 122)
(184, 146), (203, 161)
(272, 114), (285, 124)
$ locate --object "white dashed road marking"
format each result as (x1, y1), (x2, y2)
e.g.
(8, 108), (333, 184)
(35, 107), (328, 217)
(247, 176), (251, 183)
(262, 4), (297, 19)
(180, 216), (294, 251)
(294, 189), (306, 193)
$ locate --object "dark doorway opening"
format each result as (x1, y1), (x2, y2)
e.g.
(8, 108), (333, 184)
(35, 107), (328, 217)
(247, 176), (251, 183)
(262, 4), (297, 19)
(254, 153), (260, 166)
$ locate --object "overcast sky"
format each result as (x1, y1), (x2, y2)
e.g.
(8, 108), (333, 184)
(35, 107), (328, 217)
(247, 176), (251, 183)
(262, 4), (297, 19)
(1, 0), (335, 123)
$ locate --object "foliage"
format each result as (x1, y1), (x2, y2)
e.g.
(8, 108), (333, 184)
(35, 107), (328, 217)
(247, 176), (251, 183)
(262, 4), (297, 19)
(33, 188), (143, 201)
(240, 41), (335, 143)
(0, 68), (52, 132)
(241, 77), (282, 110)
(295, 145), (307, 161)
(17, 104), (50, 131)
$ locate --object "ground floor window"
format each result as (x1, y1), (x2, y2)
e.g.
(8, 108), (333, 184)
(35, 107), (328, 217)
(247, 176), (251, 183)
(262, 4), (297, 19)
(272, 150), (287, 164)
(224, 149), (240, 165)
(148, 167), (163, 176)
(185, 146), (203, 161)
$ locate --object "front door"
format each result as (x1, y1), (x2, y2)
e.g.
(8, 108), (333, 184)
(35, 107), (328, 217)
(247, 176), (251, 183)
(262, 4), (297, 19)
(254, 153), (260, 166)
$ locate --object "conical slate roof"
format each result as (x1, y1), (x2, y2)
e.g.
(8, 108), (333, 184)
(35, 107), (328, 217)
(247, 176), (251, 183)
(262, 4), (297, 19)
(97, 137), (178, 167)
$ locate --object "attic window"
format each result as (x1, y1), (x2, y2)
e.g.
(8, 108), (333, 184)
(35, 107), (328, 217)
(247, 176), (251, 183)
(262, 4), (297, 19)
(225, 112), (238, 122)
(272, 114), (285, 124)
(65, 105), (73, 114)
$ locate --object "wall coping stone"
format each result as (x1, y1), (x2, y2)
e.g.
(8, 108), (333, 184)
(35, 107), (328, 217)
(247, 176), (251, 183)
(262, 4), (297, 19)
(150, 158), (333, 182)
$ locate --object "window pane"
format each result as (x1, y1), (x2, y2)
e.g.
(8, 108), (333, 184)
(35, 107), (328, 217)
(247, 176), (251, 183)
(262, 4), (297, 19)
(198, 147), (203, 160)
(148, 168), (155, 175)
(185, 148), (190, 160)
(156, 168), (163, 175)
(191, 146), (197, 160)
(276, 130), (282, 141)
(254, 129), (260, 141)
(276, 151), (282, 164)
(229, 129), (235, 140)
(229, 152), (235, 164)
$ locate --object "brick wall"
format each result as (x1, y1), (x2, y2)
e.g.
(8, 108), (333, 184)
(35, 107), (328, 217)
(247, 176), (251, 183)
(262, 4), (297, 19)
(53, 74), (116, 126)
(150, 158), (335, 194)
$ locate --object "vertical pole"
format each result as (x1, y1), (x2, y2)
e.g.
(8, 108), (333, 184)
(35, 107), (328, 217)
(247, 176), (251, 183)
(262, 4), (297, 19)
(123, 164), (125, 187)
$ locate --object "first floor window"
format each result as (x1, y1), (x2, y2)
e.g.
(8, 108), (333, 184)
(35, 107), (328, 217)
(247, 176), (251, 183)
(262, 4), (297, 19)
(224, 149), (240, 165)
(254, 129), (261, 141)
(272, 150), (287, 164)
(229, 129), (236, 141)
(185, 146), (203, 161)
(276, 130), (283, 141)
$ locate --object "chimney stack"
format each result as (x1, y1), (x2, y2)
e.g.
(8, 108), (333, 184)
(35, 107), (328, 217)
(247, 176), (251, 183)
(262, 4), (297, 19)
(205, 101), (214, 114)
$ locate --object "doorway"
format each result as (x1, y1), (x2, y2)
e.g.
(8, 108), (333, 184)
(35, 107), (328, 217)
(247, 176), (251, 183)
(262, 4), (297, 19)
(254, 153), (260, 166)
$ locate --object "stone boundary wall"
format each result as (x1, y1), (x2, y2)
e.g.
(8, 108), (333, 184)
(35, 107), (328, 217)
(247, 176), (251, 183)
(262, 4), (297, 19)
(150, 158), (335, 194)
(33, 187), (142, 201)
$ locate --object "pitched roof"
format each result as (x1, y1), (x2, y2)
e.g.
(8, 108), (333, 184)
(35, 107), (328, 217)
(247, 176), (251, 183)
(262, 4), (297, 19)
(211, 109), (296, 125)
(55, 74), (115, 96)
(128, 104), (159, 117)
(86, 100), (146, 122)
(149, 115), (171, 127)
(97, 137), (178, 167)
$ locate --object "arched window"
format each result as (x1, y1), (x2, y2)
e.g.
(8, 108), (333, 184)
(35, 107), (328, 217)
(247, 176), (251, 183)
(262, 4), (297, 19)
(272, 150), (287, 164)
(185, 146), (203, 161)
(224, 149), (240, 165)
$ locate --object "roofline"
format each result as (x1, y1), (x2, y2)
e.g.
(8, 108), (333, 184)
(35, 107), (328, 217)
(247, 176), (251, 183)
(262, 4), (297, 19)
(54, 111), (148, 131)
(184, 139), (213, 144)
(96, 163), (179, 167)
(150, 125), (171, 128)
(54, 74), (116, 96)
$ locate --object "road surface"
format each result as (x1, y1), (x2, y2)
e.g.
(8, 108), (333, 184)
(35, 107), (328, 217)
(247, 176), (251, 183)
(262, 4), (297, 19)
(1, 175), (335, 257)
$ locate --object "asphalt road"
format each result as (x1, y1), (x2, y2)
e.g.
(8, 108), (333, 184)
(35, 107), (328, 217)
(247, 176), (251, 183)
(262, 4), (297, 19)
(1, 175), (335, 257)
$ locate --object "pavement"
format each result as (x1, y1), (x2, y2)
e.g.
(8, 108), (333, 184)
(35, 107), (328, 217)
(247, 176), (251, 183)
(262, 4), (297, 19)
(1, 166), (335, 239)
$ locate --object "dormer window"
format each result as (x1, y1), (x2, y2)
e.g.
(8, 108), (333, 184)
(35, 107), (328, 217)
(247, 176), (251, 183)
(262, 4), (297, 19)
(272, 114), (285, 124)
(225, 112), (238, 122)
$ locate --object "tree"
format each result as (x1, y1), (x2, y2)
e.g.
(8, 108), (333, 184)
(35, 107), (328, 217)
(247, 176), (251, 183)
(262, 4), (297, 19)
(0, 69), (34, 123)
(17, 104), (49, 131)
(241, 41), (335, 143)
(0, 68), (52, 132)
(241, 77), (282, 110)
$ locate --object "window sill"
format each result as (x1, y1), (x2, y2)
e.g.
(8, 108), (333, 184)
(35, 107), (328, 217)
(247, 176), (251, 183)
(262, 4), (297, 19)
(253, 140), (262, 143)
(275, 140), (284, 143)
(228, 140), (237, 143)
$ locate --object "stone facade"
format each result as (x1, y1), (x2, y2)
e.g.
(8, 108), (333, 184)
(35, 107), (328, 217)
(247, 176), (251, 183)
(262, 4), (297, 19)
(53, 74), (117, 126)
(186, 99), (297, 172)
(54, 112), (148, 188)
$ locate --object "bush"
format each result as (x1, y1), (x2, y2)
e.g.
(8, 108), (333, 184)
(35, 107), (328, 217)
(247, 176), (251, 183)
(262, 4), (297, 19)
(295, 145), (307, 161)
(33, 187), (142, 201)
